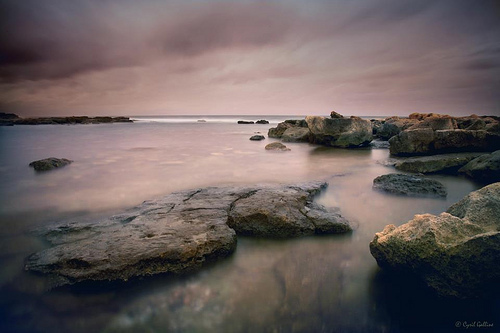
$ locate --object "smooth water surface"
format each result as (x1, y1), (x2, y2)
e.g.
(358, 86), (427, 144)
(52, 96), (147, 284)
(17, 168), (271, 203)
(0, 117), (496, 332)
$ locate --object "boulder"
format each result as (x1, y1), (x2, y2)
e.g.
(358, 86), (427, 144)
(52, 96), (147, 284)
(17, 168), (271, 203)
(227, 184), (351, 237)
(330, 111), (344, 119)
(458, 150), (500, 183)
(25, 182), (351, 287)
(373, 173), (447, 197)
(249, 135), (265, 141)
(305, 116), (373, 147)
(265, 142), (290, 151)
(370, 119), (384, 135)
(281, 127), (311, 142)
(370, 182), (500, 298)
(268, 119), (307, 139)
(394, 152), (484, 174)
(376, 117), (420, 140)
(29, 157), (73, 172)
(256, 120), (269, 124)
(407, 115), (457, 131)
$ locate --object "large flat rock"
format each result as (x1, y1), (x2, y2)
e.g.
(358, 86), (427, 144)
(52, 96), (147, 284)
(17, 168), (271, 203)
(394, 152), (484, 174)
(25, 182), (351, 287)
(370, 182), (500, 298)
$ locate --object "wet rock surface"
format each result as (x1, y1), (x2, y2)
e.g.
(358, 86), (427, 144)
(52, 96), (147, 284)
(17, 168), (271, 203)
(29, 157), (73, 172)
(393, 152), (484, 174)
(25, 182), (351, 287)
(305, 115), (373, 147)
(373, 173), (447, 197)
(458, 150), (500, 183)
(249, 135), (265, 141)
(370, 182), (500, 298)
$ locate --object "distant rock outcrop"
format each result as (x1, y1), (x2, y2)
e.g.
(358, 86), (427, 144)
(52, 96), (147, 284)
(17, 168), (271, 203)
(256, 119), (269, 124)
(29, 158), (73, 172)
(238, 120), (254, 124)
(373, 173), (447, 197)
(370, 182), (500, 298)
(25, 182), (351, 287)
(4, 115), (133, 125)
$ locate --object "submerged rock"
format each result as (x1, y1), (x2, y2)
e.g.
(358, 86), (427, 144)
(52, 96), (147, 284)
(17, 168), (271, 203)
(29, 157), (73, 172)
(265, 142), (291, 151)
(373, 173), (447, 197)
(370, 182), (500, 298)
(256, 119), (269, 124)
(249, 135), (265, 141)
(458, 150), (500, 183)
(394, 152), (484, 174)
(25, 182), (351, 287)
(305, 116), (373, 147)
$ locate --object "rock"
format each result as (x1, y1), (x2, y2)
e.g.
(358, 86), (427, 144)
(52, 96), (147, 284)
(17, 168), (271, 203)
(370, 139), (390, 149)
(29, 158), (73, 172)
(389, 113), (500, 156)
(10, 116), (133, 125)
(265, 142), (291, 151)
(237, 121), (254, 124)
(330, 111), (344, 119)
(197, 119), (207, 123)
(394, 152), (484, 174)
(408, 112), (447, 121)
(370, 182), (500, 298)
(25, 182), (351, 286)
(281, 127), (311, 142)
(376, 117), (420, 140)
(458, 150), (500, 183)
(268, 119), (307, 139)
(305, 116), (373, 147)
(249, 135), (265, 141)
(227, 185), (351, 237)
(370, 119), (384, 135)
(256, 120), (269, 124)
(0, 112), (20, 120)
(373, 173), (447, 197)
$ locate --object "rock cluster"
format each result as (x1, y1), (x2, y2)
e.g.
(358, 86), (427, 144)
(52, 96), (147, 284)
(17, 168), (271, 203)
(1, 114), (133, 125)
(25, 182), (351, 287)
(370, 182), (500, 298)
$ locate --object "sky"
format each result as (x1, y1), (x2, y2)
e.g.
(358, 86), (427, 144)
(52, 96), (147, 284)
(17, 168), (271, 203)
(1, 0), (499, 117)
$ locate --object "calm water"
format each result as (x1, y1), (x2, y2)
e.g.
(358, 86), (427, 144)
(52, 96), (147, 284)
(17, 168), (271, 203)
(0, 116), (497, 332)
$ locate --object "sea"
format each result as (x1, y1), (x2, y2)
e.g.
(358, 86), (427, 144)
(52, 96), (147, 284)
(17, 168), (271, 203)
(0, 115), (497, 332)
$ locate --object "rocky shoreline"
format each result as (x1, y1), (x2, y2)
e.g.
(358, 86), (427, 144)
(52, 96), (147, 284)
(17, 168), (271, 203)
(0, 112), (133, 126)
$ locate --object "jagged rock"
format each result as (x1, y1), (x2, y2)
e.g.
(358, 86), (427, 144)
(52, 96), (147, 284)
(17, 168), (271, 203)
(256, 120), (269, 124)
(29, 158), (73, 172)
(376, 117), (420, 140)
(268, 119), (307, 138)
(370, 182), (500, 298)
(265, 142), (290, 151)
(330, 111), (344, 119)
(305, 116), (373, 147)
(25, 182), (351, 287)
(281, 127), (311, 142)
(249, 135), (265, 141)
(459, 150), (500, 183)
(394, 152), (484, 174)
(373, 173), (447, 197)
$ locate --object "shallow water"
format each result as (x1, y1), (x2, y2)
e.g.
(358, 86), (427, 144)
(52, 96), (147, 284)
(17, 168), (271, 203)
(0, 117), (497, 332)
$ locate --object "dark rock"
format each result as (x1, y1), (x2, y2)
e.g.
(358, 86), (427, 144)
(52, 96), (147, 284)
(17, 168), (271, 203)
(256, 120), (269, 124)
(373, 173), (447, 197)
(197, 119), (207, 123)
(394, 152), (484, 174)
(305, 116), (373, 147)
(265, 142), (290, 151)
(237, 121), (255, 124)
(376, 117), (420, 140)
(11, 116), (133, 125)
(281, 127), (311, 142)
(249, 135), (265, 141)
(25, 182), (351, 287)
(268, 119), (307, 138)
(29, 158), (73, 172)
(330, 111), (344, 119)
(370, 182), (500, 298)
(458, 150), (500, 183)
(370, 119), (384, 135)
(0, 112), (20, 120)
